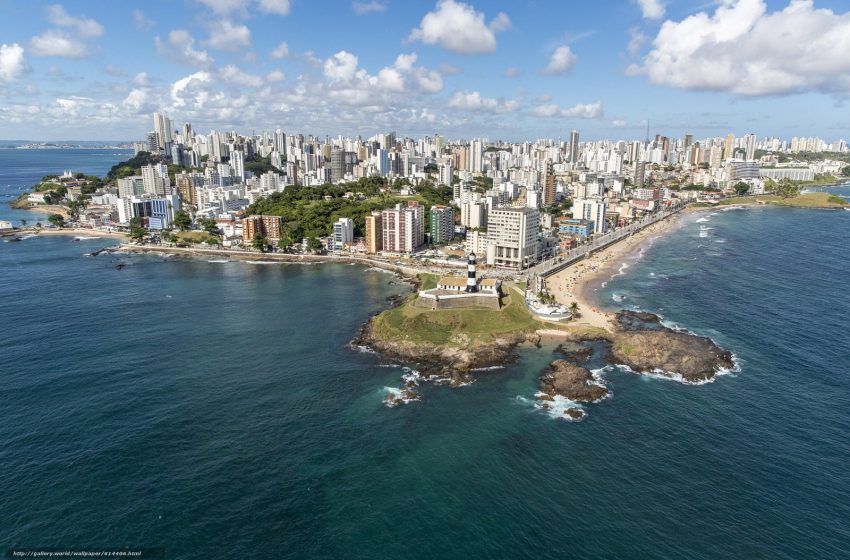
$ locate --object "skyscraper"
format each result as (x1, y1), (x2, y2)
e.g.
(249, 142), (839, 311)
(364, 212), (382, 254)
(569, 130), (580, 164)
(745, 133), (757, 161)
(723, 133), (735, 161)
(153, 112), (172, 151)
(543, 159), (556, 207)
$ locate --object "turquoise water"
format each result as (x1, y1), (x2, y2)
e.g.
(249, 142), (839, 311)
(2, 155), (850, 558)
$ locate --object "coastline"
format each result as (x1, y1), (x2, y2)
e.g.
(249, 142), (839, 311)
(2, 227), (128, 240)
(546, 215), (684, 327)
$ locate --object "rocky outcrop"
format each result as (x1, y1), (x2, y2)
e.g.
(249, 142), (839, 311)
(614, 310), (667, 331)
(539, 360), (609, 403)
(354, 318), (535, 390)
(610, 329), (734, 382)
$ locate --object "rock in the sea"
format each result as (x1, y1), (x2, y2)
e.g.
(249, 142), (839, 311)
(615, 310), (666, 331)
(539, 360), (609, 403)
(555, 342), (593, 364)
(610, 330), (734, 382)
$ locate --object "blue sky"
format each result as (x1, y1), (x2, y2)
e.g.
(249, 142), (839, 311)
(0, 0), (849, 141)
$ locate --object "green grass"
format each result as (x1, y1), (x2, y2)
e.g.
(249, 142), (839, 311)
(371, 294), (541, 347)
(718, 192), (847, 208)
(175, 231), (220, 244)
(417, 273), (438, 290)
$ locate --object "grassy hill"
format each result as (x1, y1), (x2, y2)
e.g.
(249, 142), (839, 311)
(718, 192), (848, 208)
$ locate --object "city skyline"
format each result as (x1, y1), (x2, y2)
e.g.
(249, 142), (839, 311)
(1, 0), (850, 141)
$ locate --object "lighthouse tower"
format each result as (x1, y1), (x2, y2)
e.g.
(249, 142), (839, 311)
(466, 252), (478, 293)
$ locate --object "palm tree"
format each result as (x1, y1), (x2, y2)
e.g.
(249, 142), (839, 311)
(20, 218), (27, 227)
(570, 301), (579, 319)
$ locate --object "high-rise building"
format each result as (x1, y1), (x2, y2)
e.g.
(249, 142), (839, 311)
(153, 112), (172, 151)
(118, 194), (180, 230)
(428, 205), (454, 245)
(470, 138), (483, 173)
(141, 164), (170, 196)
(461, 201), (487, 229)
(571, 198), (608, 234)
(439, 163), (453, 186)
(231, 150), (245, 183)
(364, 212), (382, 254)
(744, 133), (757, 161)
(381, 201), (424, 254)
(486, 207), (540, 269)
(242, 215), (283, 243)
(543, 159), (556, 207)
(633, 161), (646, 188)
(333, 217), (354, 250)
(569, 130), (580, 164)
(723, 133), (735, 161)
(117, 176), (145, 198)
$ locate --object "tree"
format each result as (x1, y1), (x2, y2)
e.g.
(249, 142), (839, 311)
(306, 236), (324, 253)
(197, 217), (220, 235)
(570, 302), (579, 318)
(20, 218), (27, 227)
(733, 182), (750, 196)
(841, 165), (850, 177)
(129, 217), (148, 241)
(47, 214), (65, 227)
(252, 233), (268, 252)
(173, 210), (192, 231)
(773, 178), (802, 199)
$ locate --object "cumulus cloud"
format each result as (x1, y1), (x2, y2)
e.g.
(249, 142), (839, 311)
(627, 27), (647, 57)
(46, 4), (104, 37)
(636, 0), (665, 20)
(533, 101), (603, 119)
(0, 43), (28, 83)
(632, 0), (850, 96)
(194, 0), (249, 14)
(204, 20), (252, 51)
(323, 50), (359, 82)
(448, 90), (519, 113)
(133, 9), (154, 31)
(155, 30), (214, 67)
(269, 42), (289, 59)
(220, 64), (264, 87)
(30, 30), (91, 58)
(543, 45), (577, 75)
(408, 0), (511, 55)
(257, 0), (291, 15)
(353, 1), (387, 15)
(266, 69), (286, 82)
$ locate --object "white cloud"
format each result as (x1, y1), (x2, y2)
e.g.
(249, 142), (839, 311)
(323, 50), (359, 82)
(30, 30), (91, 58)
(134, 72), (150, 86)
(194, 0), (249, 14)
(504, 66), (519, 77)
(257, 0), (291, 15)
(270, 42), (289, 59)
(0, 43), (27, 83)
(438, 63), (461, 74)
(634, 0), (850, 96)
(220, 64), (264, 87)
(123, 88), (153, 114)
(353, 1), (387, 15)
(46, 5), (104, 37)
(534, 101), (603, 119)
(448, 90), (519, 113)
(266, 69), (286, 82)
(612, 119), (628, 127)
(627, 27), (646, 57)
(408, 0), (510, 55)
(155, 30), (214, 67)
(636, 0), (665, 20)
(543, 45), (577, 75)
(133, 9), (154, 31)
(204, 20), (252, 51)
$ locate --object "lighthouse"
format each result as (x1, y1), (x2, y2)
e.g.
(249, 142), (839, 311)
(466, 252), (478, 293)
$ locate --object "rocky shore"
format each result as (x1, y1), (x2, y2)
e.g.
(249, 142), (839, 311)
(535, 310), (735, 420)
(354, 315), (541, 406)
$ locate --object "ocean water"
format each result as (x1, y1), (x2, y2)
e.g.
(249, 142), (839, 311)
(0, 148), (131, 225)
(2, 156), (850, 559)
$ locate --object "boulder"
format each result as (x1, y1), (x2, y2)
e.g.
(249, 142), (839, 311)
(539, 360), (609, 403)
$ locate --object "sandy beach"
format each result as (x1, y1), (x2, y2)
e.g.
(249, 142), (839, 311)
(546, 216), (684, 329)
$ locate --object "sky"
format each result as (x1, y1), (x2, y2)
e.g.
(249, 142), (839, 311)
(1, 0), (849, 142)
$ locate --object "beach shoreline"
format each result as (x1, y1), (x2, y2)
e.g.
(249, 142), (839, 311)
(546, 215), (685, 328)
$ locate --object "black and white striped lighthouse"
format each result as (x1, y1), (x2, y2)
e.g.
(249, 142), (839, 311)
(466, 252), (478, 293)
